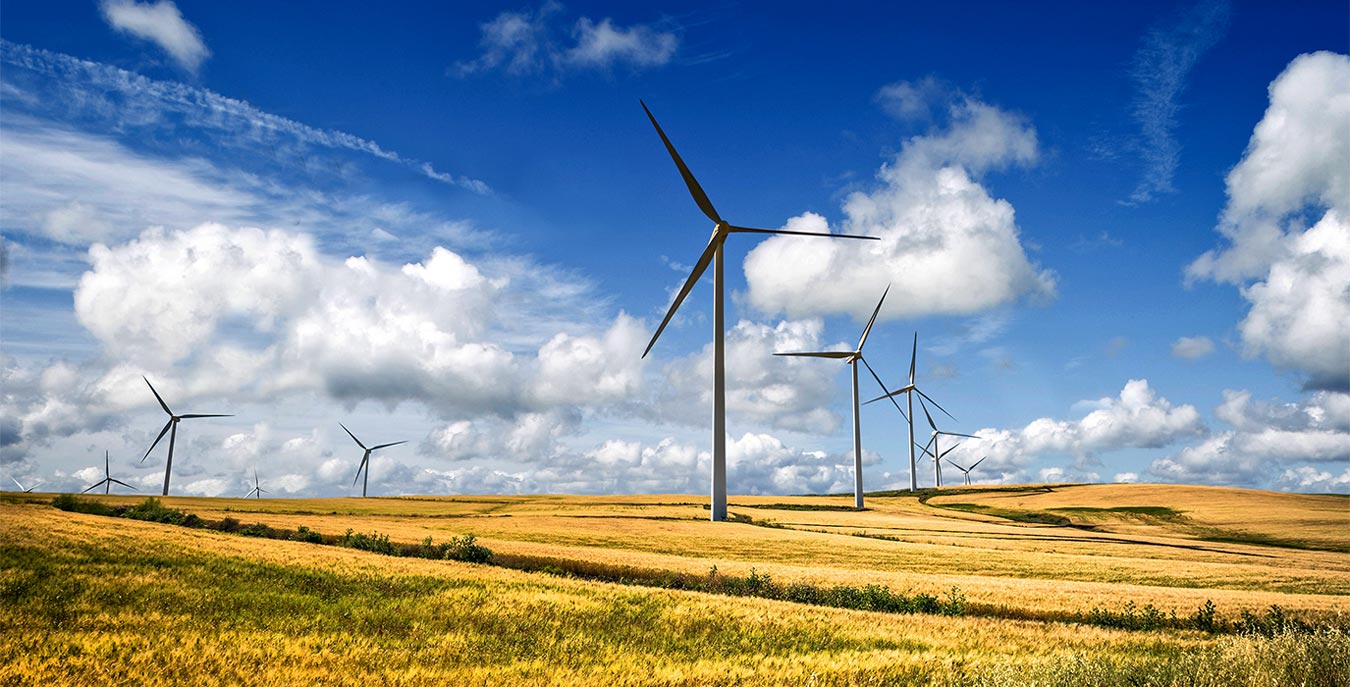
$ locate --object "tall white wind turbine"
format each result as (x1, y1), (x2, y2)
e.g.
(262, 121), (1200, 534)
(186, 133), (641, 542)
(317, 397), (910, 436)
(244, 468), (267, 499)
(774, 285), (905, 508)
(946, 455), (987, 486)
(340, 423), (406, 498)
(864, 334), (955, 490)
(916, 396), (976, 488)
(83, 450), (137, 495)
(638, 101), (878, 521)
(141, 377), (232, 496)
(10, 477), (42, 493)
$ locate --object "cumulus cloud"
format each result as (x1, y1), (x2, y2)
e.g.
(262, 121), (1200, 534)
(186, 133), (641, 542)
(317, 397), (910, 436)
(453, 3), (677, 80)
(1150, 389), (1350, 489)
(1171, 335), (1215, 360)
(1126, 0), (1230, 203)
(743, 96), (1054, 322)
(100, 0), (210, 73)
(946, 380), (1205, 481)
(1186, 51), (1350, 390)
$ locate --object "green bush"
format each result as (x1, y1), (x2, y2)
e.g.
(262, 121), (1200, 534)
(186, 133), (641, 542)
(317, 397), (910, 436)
(121, 498), (200, 527)
(339, 529), (397, 556)
(50, 494), (116, 516)
(239, 523), (272, 538)
(290, 525), (324, 544)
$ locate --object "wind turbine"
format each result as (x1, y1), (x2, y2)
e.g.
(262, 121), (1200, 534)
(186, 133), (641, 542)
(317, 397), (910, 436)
(83, 450), (137, 495)
(916, 396), (976, 488)
(946, 456), (987, 486)
(244, 468), (267, 499)
(774, 285), (906, 508)
(141, 377), (232, 496)
(639, 101), (879, 521)
(340, 423), (405, 498)
(10, 477), (42, 493)
(864, 333), (955, 490)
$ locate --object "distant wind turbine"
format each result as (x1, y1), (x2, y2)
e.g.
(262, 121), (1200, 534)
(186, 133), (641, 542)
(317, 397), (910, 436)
(340, 423), (405, 498)
(11, 476), (42, 493)
(864, 333), (955, 490)
(916, 396), (976, 488)
(244, 468), (267, 499)
(774, 285), (906, 508)
(141, 377), (232, 496)
(639, 100), (879, 521)
(83, 450), (137, 495)
(946, 456), (987, 486)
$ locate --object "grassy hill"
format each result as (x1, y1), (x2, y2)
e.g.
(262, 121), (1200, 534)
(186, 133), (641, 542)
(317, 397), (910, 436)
(2, 483), (1347, 685)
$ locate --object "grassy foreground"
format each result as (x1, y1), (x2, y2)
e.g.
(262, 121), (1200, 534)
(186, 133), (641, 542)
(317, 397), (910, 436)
(2, 484), (1348, 685)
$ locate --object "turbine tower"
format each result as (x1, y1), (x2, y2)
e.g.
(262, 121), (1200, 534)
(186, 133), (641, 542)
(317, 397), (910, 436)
(244, 468), (267, 499)
(774, 285), (905, 508)
(917, 396), (976, 488)
(10, 477), (41, 493)
(141, 377), (232, 496)
(83, 450), (137, 495)
(639, 101), (878, 521)
(864, 333), (955, 490)
(946, 456), (987, 486)
(340, 423), (405, 498)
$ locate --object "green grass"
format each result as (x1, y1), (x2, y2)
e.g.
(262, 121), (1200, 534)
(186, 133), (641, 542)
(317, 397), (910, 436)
(934, 502), (1074, 526)
(1049, 506), (1186, 519)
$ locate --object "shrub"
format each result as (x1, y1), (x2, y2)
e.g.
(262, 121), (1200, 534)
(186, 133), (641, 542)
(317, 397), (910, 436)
(122, 498), (200, 527)
(51, 494), (116, 516)
(239, 523), (271, 538)
(442, 534), (493, 563)
(216, 517), (242, 533)
(339, 529), (397, 556)
(1190, 599), (1218, 632)
(290, 526), (324, 544)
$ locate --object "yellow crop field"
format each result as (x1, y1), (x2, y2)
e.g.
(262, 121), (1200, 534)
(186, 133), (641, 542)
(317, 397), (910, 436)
(2, 483), (1348, 685)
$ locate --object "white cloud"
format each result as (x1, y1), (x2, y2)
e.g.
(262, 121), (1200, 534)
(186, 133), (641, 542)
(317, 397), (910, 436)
(454, 4), (677, 80)
(0, 41), (486, 192)
(1274, 466), (1350, 493)
(1113, 472), (1140, 483)
(875, 77), (947, 121)
(743, 97), (1054, 322)
(1126, 0), (1230, 203)
(1186, 51), (1350, 390)
(100, 0), (210, 73)
(1171, 335), (1215, 360)
(947, 379), (1205, 480)
(567, 17), (677, 69)
(1150, 390), (1350, 487)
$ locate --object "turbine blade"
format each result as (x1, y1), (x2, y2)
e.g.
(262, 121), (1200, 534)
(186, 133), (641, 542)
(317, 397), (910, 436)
(352, 459), (367, 487)
(862, 384), (913, 406)
(940, 442), (962, 458)
(918, 395), (938, 432)
(857, 284), (890, 351)
(109, 478), (136, 490)
(142, 420), (173, 462)
(920, 434), (936, 459)
(909, 332), (917, 384)
(11, 477), (24, 491)
(370, 440), (407, 451)
(725, 225), (878, 241)
(642, 236), (719, 358)
(773, 351), (854, 358)
(940, 431), (979, 439)
(339, 423), (368, 450)
(915, 388), (957, 423)
(947, 460), (969, 472)
(179, 413), (232, 419)
(970, 456), (988, 470)
(859, 356), (907, 421)
(640, 100), (722, 224)
(81, 480), (104, 494)
(143, 376), (173, 415)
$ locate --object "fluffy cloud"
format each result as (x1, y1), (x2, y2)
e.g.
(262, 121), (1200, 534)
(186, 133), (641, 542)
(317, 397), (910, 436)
(654, 318), (844, 434)
(1150, 389), (1350, 489)
(453, 4), (677, 80)
(1186, 51), (1350, 390)
(743, 96), (1054, 322)
(1171, 335), (1215, 360)
(947, 380), (1204, 481)
(100, 0), (209, 73)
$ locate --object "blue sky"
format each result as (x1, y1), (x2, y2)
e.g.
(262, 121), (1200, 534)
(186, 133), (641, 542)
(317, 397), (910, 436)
(2, 0), (1347, 497)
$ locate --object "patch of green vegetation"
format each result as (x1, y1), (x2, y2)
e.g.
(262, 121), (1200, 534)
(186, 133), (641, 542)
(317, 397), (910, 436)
(1192, 528), (1350, 554)
(1049, 506), (1185, 519)
(935, 502), (1072, 526)
(735, 503), (864, 512)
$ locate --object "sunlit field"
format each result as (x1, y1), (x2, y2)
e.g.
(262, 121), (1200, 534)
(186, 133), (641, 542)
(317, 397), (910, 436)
(3, 483), (1347, 685)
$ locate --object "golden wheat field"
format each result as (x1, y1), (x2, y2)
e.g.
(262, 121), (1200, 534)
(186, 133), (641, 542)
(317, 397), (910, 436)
(2, 483), (1348, 686)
